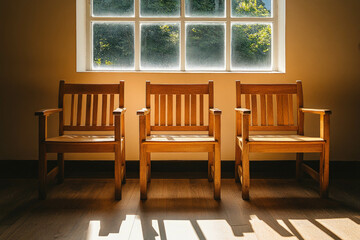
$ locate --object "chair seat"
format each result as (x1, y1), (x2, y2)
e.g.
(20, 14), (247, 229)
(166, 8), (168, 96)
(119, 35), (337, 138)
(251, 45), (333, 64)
(238, 134), (324, 143)
(145, 134), (215, 142)
(46, 134), (115, 143)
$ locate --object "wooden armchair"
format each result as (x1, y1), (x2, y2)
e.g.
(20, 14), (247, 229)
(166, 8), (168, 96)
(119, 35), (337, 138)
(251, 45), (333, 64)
(235, 80), (331, 200)
(35, 80), (126, 200)
(137, 81), (222, 200)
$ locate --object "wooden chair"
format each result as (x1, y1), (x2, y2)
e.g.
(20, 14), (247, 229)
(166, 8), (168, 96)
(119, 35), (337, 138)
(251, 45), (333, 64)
(137, 81), (222, 200)
(235, 80), (331, 200)
(35, 80), (126, 200)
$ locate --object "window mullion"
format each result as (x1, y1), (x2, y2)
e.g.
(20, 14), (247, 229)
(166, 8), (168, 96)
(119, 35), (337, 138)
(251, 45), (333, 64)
(226, 0), (231, 71)
(87, 0), (91, 70)
(135, 0), (140, 70)
(181, 0), (185, 71)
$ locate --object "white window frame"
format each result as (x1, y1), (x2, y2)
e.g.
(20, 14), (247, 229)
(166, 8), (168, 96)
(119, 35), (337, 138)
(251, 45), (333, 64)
(76, 0), (285, 72)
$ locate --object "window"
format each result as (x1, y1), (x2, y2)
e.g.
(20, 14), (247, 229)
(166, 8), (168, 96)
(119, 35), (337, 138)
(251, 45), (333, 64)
(77, 0), (285, 72)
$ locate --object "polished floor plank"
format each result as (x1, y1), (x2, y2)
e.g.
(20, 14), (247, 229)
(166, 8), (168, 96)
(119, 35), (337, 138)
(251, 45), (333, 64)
(0, 179), (359, 240)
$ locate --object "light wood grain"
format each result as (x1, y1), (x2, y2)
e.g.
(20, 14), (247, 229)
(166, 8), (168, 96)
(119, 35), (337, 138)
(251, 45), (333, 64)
(138, 81), (221, 200)
(167, 94), (173, 126)
(160, 94), (166, 126)
(235, 80), (331, 199)
(35, 80), (126, 200)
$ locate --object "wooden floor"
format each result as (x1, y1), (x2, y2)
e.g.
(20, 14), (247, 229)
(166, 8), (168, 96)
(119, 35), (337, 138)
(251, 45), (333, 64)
(0, 178), (359, 240)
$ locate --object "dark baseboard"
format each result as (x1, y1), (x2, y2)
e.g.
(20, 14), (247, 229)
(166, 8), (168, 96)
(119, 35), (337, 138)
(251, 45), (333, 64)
(0, 160), (359, 179)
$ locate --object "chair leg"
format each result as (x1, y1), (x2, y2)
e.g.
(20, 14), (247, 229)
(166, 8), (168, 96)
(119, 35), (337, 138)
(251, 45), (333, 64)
(213, 144), (221, 200)
(122, 140), (126, 184)
(235, 143), (241, 182)
(147, 153), (151, 183)
(320, 146), (330, 198)
(296, 153), (303, 181)
(208, 152), (214, 182)
(115, 144), (122, 200)
(39, 144), (47, 200)
(57, 153), (64, 184)
(241, 146), (250, 200)
(140, 145), (147, 200)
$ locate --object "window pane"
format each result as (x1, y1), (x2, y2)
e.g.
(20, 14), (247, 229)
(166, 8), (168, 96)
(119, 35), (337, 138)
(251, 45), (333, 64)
(141, 23), (180, 70)
(140, 0), (180, 17)
(185, 0), (225, 17)
(232, 0), (271, 17)
(186, 24), (225, 70)
(231, 23), (272, 70)
(93, 22), (134, 70)
(92, 0), (134, 17)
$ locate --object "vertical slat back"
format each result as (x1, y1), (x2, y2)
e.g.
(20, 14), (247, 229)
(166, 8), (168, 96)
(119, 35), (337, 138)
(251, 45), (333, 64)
(191, 94), (196, 125)
(160, 94), (166, 125)
(184, 95), (190, 126)
(148, 81), (212, 131)
(155, 94), (159, 125)
(251, 94), (258, 126)
(93, 94), (98, 126)
(61, 81), (124, 131)
(176, 95), (181, 126)
(266, 94), (274, 125)
(77, 94), (83, 126)
(237, 82), (300, 131)
(102, 94), (107, 126)
(167, 94), (173, 126)
(200, 94), (204, 125)
(260, 95), (266, 126)
(109, 94), (114, 125)
(85, 94), (91, 126)
(70, 94), (75, 126)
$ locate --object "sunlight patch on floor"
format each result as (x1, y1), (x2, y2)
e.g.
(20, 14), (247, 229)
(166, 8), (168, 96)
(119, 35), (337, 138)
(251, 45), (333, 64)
(86, 215), (360, 240)
(250, 215), (297, 240)
(163, 220), (199, 240)
(290, 219), (333, 240)
(316, 218), (360, 240)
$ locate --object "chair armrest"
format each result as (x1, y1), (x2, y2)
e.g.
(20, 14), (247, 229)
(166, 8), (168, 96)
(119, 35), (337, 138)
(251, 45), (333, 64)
(113, 107), (126, 115)
(137, 108), (150, 116)
(209, 108), (222, 115)
(35, 108), (62, 116)
(235, 108), (251, 115)
(300, 108), (331, 115)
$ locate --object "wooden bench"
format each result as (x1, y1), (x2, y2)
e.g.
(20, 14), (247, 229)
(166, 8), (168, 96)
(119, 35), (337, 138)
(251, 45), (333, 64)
(137, 81), (222, 200)
(235, 80), (331, 200)
(35, 80), (126, 200)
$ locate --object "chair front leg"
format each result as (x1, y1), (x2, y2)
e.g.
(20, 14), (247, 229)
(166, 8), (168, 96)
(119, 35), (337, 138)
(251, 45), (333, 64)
(241, 113), (250, 200)
(320, 144), (330, 198)
(122, 139), (126, 183)
(147, 153), (151, 183)
(320, 113), (330, 198)
(208, 152), (214, 182)
(241, 145), (250, 200)
(140, 144), (148, 200)
(214, 144), (221, 200)
(235, 142), (241, 182)
(121, 113), (126, 183)
(38, 115), (47, 200)
(115, 143), (122, 200)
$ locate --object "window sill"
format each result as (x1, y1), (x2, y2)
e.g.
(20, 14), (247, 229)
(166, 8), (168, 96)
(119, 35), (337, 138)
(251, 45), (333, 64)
(77, 70), (286, 74)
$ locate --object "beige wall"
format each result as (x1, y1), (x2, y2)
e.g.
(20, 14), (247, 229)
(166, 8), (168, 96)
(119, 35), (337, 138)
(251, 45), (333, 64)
(1, 0), (359, 161)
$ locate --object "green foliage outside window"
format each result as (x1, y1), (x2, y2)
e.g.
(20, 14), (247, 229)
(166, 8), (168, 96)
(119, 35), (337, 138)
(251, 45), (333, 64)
(93, 23), (134, 69)
(92, 0), (272, 70)
(141, 24), (180, 69)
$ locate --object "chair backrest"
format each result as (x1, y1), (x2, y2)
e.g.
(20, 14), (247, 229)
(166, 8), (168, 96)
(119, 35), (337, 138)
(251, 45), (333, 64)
(58, 80), (124, 134)
(146, 81), (214, 131)
(236, 80), (304, 132)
